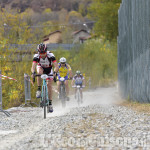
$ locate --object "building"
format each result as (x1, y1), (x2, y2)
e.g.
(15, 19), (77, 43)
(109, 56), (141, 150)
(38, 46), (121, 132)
(43, 30), (62, 44)
(72, 29), (91, 44)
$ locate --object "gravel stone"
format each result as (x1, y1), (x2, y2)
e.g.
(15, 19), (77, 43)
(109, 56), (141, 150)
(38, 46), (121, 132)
(0, 87), (149, 150)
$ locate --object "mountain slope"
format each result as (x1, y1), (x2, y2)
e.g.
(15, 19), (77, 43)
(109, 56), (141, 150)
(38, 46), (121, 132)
(1, 0), (92, 13)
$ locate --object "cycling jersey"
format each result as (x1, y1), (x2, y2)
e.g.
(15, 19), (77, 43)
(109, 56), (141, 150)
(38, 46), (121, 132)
(33, 51), (56, 77)
(73, 74), (84, 80)
(58, 63), (71, 77)
(33, 51), (56, 68)
(73, 74), (84, 85)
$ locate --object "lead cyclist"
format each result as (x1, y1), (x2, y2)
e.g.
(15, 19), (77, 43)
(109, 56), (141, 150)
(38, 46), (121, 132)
(31, 43), (59, 112)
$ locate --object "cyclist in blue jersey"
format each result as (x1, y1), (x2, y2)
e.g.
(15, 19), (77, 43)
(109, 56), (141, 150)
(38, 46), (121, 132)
(72, 70), (85, 100)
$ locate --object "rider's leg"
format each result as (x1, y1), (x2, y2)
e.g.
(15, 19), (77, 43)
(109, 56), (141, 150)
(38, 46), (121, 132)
(37, 66), (43, 87)
(47, 79), (53, 112)
(47, 79), (53, 101)
(36, 66), (43, 98)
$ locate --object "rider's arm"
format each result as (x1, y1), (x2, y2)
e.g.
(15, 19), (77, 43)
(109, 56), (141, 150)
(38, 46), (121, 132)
(31, 54), (39, 73)
(31, 61), (37, 73)
(83, 78), (86, 86)
(82, 75), (86, 86)
(69, 70), (73, 78)
(48, 52), (59, 73)
(71, 78), (75, 86)
(53, 61), (59, 73)
(67, 64), (73, 78)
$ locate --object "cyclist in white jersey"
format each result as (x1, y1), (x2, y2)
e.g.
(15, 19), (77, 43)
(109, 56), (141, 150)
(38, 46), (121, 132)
(31, 43), (59, 112)
(71, 70), (85, 100)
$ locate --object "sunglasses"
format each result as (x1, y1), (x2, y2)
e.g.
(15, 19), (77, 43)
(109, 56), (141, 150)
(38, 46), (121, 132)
(61, 63), (65, 64)
(40, 52), (46, 54)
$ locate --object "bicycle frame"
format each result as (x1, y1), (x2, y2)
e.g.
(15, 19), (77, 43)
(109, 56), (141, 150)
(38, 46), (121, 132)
(57, 77), (72, 108)
(34, 74), (49, 119)
(76, 85), (82, 106)
(72, 85), (84, 106)
(41, 75), (49, 118)
(58, 77), (66, 108)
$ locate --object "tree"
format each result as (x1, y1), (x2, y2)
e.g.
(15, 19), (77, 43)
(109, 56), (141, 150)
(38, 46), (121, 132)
(88, 0), (121, 40)
(68, 10), (83, 24)
(0, 9), (35, 44)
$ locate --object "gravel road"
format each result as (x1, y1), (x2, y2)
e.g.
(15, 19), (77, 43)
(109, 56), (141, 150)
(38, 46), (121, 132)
(0, 87), (150, 150)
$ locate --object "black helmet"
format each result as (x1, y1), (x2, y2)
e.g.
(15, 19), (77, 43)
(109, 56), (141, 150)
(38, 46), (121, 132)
(37, 43), (47, 53)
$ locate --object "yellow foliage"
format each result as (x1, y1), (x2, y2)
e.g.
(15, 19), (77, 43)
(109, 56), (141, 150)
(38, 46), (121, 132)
(68, 11), (82, 18)
(43, 8), (52, 14)
(2, 66), (11, 72)
(9, 90), (19, 100)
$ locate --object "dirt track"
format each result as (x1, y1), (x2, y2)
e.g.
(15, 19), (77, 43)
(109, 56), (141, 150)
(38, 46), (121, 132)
(0, 87), (149, 150)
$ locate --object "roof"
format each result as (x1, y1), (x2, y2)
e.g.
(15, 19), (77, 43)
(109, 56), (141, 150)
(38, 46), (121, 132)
(43, 38), (49, 41)
(72, 29), (89, 35)
(48, 30), (61, 36)
(79, 36), (92, 40)
(43, 30), (62, 39)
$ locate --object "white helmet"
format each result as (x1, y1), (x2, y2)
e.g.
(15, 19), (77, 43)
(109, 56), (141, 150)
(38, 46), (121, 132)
(60, 57), (66, 63)
(76, 70), (81, 75)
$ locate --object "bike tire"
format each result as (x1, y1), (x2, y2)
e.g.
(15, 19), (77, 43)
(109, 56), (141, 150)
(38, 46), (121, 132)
(77, 89), (81, 107)
(60, 85), (66, 108)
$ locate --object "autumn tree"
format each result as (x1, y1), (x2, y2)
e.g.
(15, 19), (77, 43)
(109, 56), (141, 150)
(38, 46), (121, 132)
(88, 0), (121, 40)
(0, 9), (35, 44)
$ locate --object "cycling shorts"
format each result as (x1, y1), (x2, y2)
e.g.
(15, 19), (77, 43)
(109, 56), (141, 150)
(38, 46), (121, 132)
(58, 75), (68, 81)
(37, 66), (53, 79)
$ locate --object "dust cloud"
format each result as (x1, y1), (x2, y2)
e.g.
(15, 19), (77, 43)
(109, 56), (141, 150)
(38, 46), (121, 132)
(50, 84), (123, 117)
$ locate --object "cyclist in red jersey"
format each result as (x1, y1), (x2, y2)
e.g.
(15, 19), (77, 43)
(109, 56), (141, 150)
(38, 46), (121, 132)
(31, 43), (59, 112)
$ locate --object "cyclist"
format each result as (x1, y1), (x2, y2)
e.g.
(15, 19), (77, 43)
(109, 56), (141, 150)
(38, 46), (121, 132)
(71, 70), (85, 100)
(57, 57), (73, 101)
(31, 43), (59, 112)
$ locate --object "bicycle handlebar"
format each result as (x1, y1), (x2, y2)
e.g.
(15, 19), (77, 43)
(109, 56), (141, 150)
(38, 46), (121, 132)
(33, 74), (41, 83)
(72, 85), (85, 88)
(33, 74), (72, 83)
(33, 74), (57, 83)
(56, 78), (72, 81)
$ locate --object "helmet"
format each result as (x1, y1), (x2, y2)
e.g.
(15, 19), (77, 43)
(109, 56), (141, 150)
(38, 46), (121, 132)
(37, 43), (47, 53)
(76, 70), (81, 75)
(60, 57), (66, 63)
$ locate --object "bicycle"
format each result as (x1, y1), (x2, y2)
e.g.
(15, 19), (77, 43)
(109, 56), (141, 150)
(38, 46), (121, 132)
(72, 85), (85, 106)
(33, 74), (50, 119)
(57, 77), (71, 108)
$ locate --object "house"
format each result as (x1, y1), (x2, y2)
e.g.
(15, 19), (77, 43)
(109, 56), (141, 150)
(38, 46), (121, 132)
(43, 30), (62, 44)
(72, 29), (91, 44)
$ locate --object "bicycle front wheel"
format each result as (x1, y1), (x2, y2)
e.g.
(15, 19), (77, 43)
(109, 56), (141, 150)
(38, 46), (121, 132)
(77, 89), (81, 107)
(42, 85), (47, 119)
(60, 85), (66, 108)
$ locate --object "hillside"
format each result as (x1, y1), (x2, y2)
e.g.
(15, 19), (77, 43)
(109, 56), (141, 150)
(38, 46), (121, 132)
(0, 0), (92, 13)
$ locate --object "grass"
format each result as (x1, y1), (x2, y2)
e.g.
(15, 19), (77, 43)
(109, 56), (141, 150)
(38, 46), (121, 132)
(119, 100), (150, 114)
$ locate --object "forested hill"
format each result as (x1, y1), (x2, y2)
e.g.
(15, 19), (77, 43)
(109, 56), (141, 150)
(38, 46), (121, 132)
(0, 0), (121, 41)
(0, 0), (92, 13)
